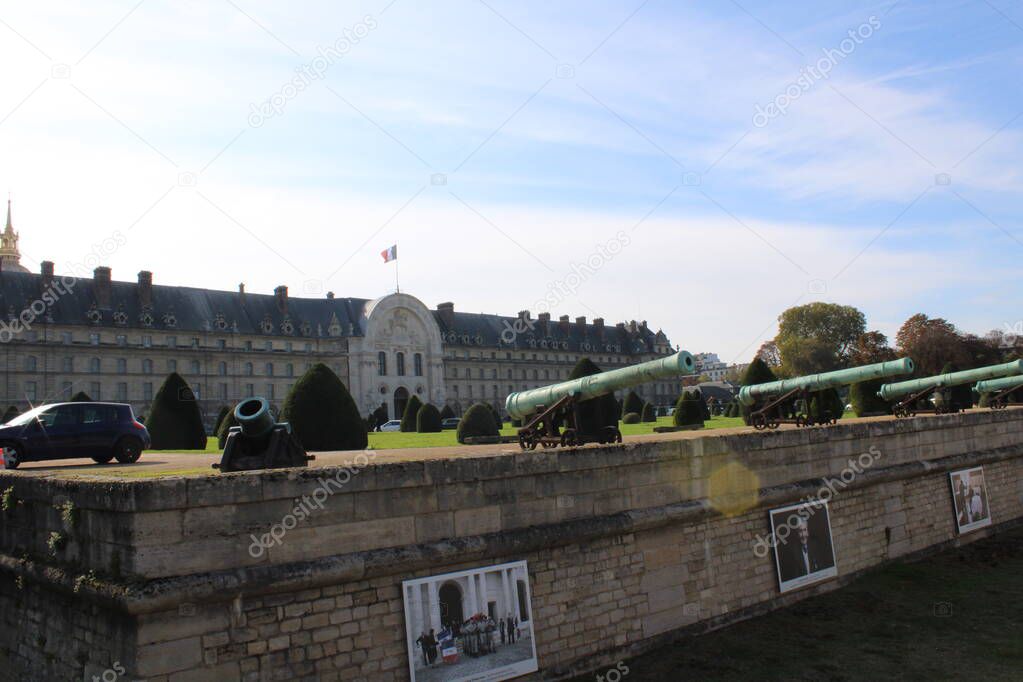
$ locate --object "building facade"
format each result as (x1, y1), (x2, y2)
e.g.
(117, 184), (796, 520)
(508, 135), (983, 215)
(0, 212), (679, 426)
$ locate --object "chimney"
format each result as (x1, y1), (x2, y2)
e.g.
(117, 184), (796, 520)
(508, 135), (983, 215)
(628, 320), (638, 333)
(238, 283), (246, 296)
(518, 310), (531, 322)
(436, 302), (455, 327)
(137, 270), (153, 307)
(559, 315), (571, 333)
(593, 318), (605, 338)
(575, 316), (586, 330)
(274, 285), (288, 314)
(326, 291), (335, 299)
(538, 312), (550, 334)
(94, 266), (112, 309)
(40, 261), (54, 291)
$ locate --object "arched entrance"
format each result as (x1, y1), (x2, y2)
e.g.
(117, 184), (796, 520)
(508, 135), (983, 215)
(438, 582), (464, 629)
(394, 387), (409, 421)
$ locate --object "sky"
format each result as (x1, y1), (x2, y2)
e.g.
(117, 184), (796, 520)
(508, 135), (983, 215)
(1, 0), (1021, 363)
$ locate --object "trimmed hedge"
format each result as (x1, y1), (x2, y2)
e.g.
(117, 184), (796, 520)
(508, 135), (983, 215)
(440, 404), (456, 421)
(457, 403), (499, 444)
(807, 388), (844, 423)
(1, 406), (19, 423)
(622, 390), (644, 418)
(739, 358), (777, 425)
(673, 391), (705, 427)
(416, 403), (442, 433)
(280, 363), (367, 451)
(641, 402), (656, 422)
(70, 391), (92, 402)
(146, 373), (207, 450)
(568, 358), (618, 432)
(483, 401), (502, 427)
(217, 409), (239, 449)
(623, 412), (641, 424)
(849, 379), (890, 416)
(212, 405), (231, 435)
(400, 395), (424, 432)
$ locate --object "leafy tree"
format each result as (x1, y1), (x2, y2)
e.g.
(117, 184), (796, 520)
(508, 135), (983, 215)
(622, 412), (641, 424)
(400, 395), (424, 432)
(622, 390), (644, 418)
(440, 404), (456, 421)
(739, 358), (778, 425)
(1, 406), (19, 423)
(848, 331), (897, 365)
(641, 402), (656, 422)
(70, 391), (91, 402)
(217, 409), (239, 448)
(807, 388), (844, 423)
(146, 373), (207, 450)
(456, 403), (499, 443)
(212, 405), (231, 435)
(941, 362), (974, 411)
(756, 341), (782, 368)
(568, 357), (618, 433)
(896, 314), (968, 376)
(416, 403), (442, 433)
(775, 302), (867, 375)
(280, 363), (367, 451)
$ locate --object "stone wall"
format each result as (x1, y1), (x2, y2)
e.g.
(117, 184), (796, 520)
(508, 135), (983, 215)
(1, 410), (1022, 680)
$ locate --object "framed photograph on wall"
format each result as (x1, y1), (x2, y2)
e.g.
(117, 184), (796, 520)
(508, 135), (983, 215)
(769, 500), (838, 594)
(402, 560), (538, 682)
(949, 466), (992, 534)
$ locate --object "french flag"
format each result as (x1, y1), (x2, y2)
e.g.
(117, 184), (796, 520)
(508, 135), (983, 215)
(380, 245), (397, 263)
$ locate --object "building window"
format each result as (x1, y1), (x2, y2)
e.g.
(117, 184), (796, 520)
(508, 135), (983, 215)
(286, 363), (294, 377)
(168, 359), (177, 372)
(244, 340), (253, 351)
(414, 353), (423, 376)
(266, 384), (275, 400)
(396, 352), (405, 376)
(25, 356), (37, 371)
(90, 382), (101, 399)
(142, 335), (152, 348)
(116, 335), (127, 346)
(193, 384), (202, 400)
(62, 332), (73, 344)
(478, 368), (484, 379)
(218, 361), (227, 376)
(190, 360), (200, 374)
(25, 381), (37, 401)
(245, 362), (253, 376)
(378, 352), (387, 376)
(245, 383), (254, 397)
(116, 383), (128, 401)
(304, 343), (312, 352)
(62, 381), (73, 397)
(167, 336), (177, 348)
(143, 383), (154, 401)
(265, 362), (274, 377)
(191, 337), (200, 348)
(90, 357), (101, 373)
(491, 369), (497, 379)
(63, 357), (73, 372)
(507, 369), (512, 379)
(143, 359), (153, 374)
(219, 383), (228, 400)
(285, 342), (293, 352)
(265, 341), (272, 351)
(117, 358), (127, 374)
(90, 333), (100, 345)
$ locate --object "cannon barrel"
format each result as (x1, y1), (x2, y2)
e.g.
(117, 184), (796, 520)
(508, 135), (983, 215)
(974, 374), (1023, 394)
(234, 397), (275, 438)
(737, 359), (914, 407)
(505, 351), (695, 420)
(878, 360), (1023, 401)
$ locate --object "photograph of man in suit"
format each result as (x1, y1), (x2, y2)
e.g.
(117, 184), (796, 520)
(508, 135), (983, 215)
(950, 467), (992, 534)
(771, 503), (838, 592)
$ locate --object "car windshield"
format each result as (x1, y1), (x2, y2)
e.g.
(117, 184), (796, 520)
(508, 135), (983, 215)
(5, 405), (53, 427)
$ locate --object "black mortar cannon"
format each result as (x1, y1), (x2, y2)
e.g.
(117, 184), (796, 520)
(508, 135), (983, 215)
(213, 397), (313, 472)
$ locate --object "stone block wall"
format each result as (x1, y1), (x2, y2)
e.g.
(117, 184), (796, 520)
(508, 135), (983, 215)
(1, 410), (1022, 680)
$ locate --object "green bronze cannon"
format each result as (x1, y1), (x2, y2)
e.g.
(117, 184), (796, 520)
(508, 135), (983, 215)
(878, 360), (1023, 418)
(213, 397), (313, 472)
(738, 359), (915, 430)
(974, 374), (1023, 410)
(506, 351), (695, 449)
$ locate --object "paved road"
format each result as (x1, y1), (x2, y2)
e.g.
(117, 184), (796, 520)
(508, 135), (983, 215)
(3, 413), (911, 480)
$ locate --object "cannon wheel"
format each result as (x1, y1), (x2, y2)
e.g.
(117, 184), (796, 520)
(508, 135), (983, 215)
(767, 417), (781, 430)
(751, 413), (768, 430)
(518, 432), (537, 451)
(561, 430), (578, 447)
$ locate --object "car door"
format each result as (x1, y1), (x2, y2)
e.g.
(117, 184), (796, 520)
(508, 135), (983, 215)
(79, 404), (118, 455)
(27, 405), (80, 460)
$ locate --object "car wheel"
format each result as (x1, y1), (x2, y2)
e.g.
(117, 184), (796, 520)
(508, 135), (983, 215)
(114, 437), (143, 464)
(2, 445), (22, 469)
(92, 453), (114, 464)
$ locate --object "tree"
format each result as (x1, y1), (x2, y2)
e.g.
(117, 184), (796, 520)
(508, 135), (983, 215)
(400, 395), (424, 433)
(457, 403), (499, 444)
(622, 390), (644, 418)
(756, 341), (782, 368)
(416, 403), (442, 433)
(739, 358), (778, 425)
(483, 401), (502, 427)
(775, 302), (867, 375)
(568, 358), (618, 433)
(280, 363), (367, 451)
(1, 406), (19, 423)
(212, 405), (231, 435)
(807, 389), (844, 423)
(641, 402), (656, 422)
(440, 404), (456, 421)
(622, 412), (641, 424)
(70, 391), (91, 402)
(848, 331), (896, 365)
(849, 381), (891, 416)
(673, 391), (705, 427)
(895, 314), (968, 376)
(146, 373), (207, 450)
(940, 362), (974, 411)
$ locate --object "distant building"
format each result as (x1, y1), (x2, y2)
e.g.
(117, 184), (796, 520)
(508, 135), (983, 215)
(693, 352), (728, 382)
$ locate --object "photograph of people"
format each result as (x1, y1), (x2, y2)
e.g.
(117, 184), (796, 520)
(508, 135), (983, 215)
(949, 467), (992, 534)
(769, 501), (839, 593)
(402, 561), (537, 682)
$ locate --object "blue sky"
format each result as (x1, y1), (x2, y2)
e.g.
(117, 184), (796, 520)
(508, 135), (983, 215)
(1, 0), (1021, 361)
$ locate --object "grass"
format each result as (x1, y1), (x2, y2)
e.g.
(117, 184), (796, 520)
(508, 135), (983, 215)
(572, 525), (1023, 681)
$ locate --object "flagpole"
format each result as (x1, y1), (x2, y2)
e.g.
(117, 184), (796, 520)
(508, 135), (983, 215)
(395, 241), (400, 294)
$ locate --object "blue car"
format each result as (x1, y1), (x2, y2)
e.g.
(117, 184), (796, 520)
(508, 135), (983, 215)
(0, 402), (150, 469)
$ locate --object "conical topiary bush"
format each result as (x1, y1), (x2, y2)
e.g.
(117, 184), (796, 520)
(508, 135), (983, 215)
(280, 363), (367, 451)
(457, 403), (499, 444)
(400, 395), (424, 432)
(146, 373), (207, 450)
(416, 403), (442, 433)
